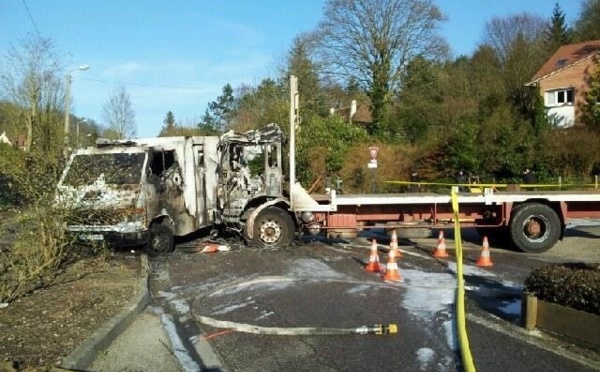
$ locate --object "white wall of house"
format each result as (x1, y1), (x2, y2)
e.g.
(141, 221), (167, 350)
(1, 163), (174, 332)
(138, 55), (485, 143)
(545, 88), (575, 127)
(0, 131), (12, 146)
(546, 106), (575, 127)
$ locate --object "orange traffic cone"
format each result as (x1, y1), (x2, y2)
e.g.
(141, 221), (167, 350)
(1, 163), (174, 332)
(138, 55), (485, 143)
(389, 230), (402, 258)
(383, 249), (401, 282)
(365, 239), (381, 273)
(476, 236), (494, 267)
(433, 230), (449, 258)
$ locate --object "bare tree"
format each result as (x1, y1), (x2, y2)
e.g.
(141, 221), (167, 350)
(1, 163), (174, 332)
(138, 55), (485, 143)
(101, 86), (136, 140)
(314, 0), (448, 136)
(482, 13), (547, 120)
(483, 13), (547, 63)
(0, 36), (64, 152)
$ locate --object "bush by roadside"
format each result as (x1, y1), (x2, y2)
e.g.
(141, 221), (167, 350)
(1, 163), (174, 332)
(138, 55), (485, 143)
(0, 145), (109, 304)
(0, 204), (110, 304)
(524, 262), (600, 316)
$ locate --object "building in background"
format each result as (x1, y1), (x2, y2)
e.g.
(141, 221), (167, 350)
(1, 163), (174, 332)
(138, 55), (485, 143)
(527, 40), (600, 128)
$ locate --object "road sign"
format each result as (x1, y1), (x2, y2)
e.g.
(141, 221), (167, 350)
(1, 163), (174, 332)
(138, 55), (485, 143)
(369, 146), (379, 160)
(368, 159), (378, 169)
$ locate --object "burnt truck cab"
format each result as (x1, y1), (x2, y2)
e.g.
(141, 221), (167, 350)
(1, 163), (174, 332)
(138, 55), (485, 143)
(56, 124), (299, 253)
(215, 124), (297, 246)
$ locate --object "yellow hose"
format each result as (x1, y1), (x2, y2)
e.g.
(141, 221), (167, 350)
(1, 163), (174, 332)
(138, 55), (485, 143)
(451, 191), (477, 372)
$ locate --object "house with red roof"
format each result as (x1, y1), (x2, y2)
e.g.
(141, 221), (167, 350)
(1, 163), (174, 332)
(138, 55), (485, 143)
(527, 40), (600, 128)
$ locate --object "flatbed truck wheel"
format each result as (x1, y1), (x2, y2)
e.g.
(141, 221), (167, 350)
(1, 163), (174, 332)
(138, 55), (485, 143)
(509, 203), (561, 253)
(249, 207), (295, 247)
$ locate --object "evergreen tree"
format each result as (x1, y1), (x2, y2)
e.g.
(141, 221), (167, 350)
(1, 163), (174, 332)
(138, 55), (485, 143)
(574, 0), (600, 41)
(581, 59), (600, 130)
(285, 35), (324, 117)
(197, 108), (220, 135)
(159, 111), (177, 136)
(545, 3), (572, 54)
(207, 84), (235, 131)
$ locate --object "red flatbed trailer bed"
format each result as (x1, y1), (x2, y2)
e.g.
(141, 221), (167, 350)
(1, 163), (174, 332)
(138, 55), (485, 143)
(301, 189), (600, 253)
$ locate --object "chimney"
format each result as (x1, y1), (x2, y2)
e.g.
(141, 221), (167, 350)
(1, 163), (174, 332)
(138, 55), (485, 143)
(350, 100), (357, 119)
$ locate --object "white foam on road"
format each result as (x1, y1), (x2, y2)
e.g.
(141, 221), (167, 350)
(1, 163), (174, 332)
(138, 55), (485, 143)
(208, 279), (294, 297)
(254, 310), (275, 321)
(285, 258), (349, 279)
(211, 300), (256, 315)
(170, 298), (190, 315)
(416, 348), (436, 370)
(345, 283), (372, 295)
(443, 319), (458, 351)
(401, 269), (456, 318)
(445, 261), (496, 278)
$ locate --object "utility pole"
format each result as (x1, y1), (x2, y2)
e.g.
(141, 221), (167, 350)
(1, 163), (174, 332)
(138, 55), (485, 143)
(64, 65), (90, 157)
(76, 119), (87, 149)
(289, 75), (299, 209)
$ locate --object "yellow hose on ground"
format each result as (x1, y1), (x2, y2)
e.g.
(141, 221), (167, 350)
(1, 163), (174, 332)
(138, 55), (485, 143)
(451, 191), (476, 372)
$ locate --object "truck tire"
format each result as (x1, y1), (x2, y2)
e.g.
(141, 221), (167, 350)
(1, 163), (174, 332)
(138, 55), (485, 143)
(249, 207), (295, 247)
(147, 223), (175, 255)
(509, 203), (560, 253)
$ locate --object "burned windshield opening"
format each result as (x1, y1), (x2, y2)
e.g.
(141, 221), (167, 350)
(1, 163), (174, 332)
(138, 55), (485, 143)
(62, 153), (146, 187)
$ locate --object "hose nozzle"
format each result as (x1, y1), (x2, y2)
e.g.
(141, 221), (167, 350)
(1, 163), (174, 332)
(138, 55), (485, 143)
(355, 324), (398, 335)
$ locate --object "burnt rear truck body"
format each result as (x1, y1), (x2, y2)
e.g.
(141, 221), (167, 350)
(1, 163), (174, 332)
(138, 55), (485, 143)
(55, 76), (600, 253)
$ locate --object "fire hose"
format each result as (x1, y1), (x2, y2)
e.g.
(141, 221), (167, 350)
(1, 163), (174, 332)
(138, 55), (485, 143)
(451, 191), (476, 372)
(195, 315), (397, 336)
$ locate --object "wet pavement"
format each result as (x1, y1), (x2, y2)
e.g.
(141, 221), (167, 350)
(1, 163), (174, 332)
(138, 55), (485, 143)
(91, 225), (600, 371)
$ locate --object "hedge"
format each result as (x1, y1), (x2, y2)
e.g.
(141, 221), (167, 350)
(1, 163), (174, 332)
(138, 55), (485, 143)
(524, 262), (600, 316)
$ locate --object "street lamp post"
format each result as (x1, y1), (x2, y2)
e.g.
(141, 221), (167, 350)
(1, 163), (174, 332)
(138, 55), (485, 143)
(76, 118), (88, 148)
(64, 64), (90, 157)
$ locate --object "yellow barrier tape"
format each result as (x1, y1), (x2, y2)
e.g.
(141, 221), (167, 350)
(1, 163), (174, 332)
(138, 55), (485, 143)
(386, 180), (563, 189)
(451, 191), (476, 372)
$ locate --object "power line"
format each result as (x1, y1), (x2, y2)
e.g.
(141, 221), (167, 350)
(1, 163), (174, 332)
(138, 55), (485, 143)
(20, 0), (41, 36)
(81, 77), (205, 90)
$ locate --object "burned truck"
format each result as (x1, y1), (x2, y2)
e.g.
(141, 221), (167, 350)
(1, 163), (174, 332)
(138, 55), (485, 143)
(56, 124), (300, 254)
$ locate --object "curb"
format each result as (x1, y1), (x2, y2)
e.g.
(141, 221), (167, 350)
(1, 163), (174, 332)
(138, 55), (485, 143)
(61, 254), (150, 371)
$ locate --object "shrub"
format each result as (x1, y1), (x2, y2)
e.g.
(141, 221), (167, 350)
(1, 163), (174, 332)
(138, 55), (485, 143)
(524, 262), (600, 315)
(0, 148), (107, 303)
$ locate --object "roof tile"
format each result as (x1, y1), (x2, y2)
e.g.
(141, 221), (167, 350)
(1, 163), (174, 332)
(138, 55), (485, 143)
(530, 40), (600, 83)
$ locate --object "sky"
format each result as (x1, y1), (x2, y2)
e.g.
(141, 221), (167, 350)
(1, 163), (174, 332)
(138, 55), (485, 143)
(0, 0), (584, 138)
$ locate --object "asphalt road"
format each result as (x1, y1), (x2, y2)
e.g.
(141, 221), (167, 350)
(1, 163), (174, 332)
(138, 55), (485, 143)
(92, 224), (600, 372)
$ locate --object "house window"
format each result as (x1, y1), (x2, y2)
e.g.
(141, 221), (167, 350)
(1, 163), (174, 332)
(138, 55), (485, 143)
(545, 88), (574, 107)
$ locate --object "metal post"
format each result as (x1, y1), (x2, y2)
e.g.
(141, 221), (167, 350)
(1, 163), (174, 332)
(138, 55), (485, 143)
(371, 169), (376, 193)
(289, 75), (298, 209)
(63, 73), (72, 158)
(63, 65), (90, 158)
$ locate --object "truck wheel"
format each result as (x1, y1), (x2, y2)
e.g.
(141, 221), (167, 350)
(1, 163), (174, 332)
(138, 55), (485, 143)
(510, 203), (560, 253)
(249, 207), (295, 247)
(147, 224), (175, 255)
